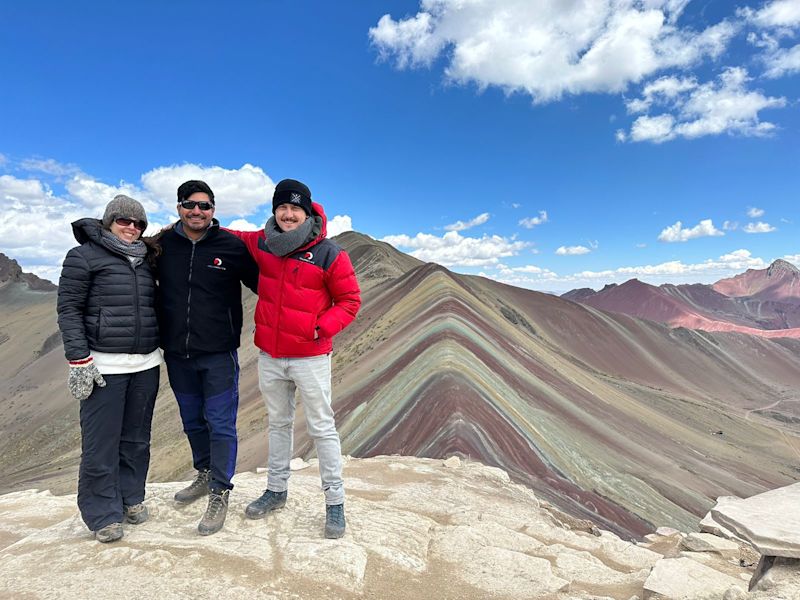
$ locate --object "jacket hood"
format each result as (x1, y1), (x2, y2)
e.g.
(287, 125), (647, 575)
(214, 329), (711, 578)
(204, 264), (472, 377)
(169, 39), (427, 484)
(310, 201), (328, 241)
(71, 218), (105, 245)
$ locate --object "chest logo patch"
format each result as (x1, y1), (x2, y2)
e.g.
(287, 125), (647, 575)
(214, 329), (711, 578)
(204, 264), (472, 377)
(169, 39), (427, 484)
(208, 257), (226, 271)
(298, 251), (314, 264)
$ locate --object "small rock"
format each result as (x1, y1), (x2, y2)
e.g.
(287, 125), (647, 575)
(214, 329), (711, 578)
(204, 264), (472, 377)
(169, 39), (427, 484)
(655, 526), (682, 537)
(681, 532), (740, 559)
(443, 456), (461, 468)
(289, 457), (310, 471)
(722, 585), (747, 600)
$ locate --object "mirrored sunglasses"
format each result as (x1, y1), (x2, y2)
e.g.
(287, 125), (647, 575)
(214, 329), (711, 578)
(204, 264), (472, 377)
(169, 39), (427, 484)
(180, 200), (214, 211)
(114, 217), (146, 231)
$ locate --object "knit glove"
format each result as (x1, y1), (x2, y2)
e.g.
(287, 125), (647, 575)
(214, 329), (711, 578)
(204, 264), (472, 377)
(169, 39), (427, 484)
(67, 357), (106, 401)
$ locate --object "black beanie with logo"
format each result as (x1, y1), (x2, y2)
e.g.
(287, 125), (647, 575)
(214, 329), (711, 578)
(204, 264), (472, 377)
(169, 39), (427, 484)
(272, 179), (312, 216)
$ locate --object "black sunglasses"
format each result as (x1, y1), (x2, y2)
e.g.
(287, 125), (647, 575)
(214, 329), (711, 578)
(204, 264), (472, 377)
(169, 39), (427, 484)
(114, 217), (146, 231)
(180, 200), (214, 211)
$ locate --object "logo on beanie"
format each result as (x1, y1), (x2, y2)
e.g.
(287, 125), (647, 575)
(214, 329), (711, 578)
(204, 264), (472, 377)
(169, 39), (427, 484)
(290, 193), (302, 204)
(208, 257), (226, 271)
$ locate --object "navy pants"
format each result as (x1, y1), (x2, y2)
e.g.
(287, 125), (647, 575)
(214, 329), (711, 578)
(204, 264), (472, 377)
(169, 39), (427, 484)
(78, 366), (159, 531)
(165, 351), (240, 492)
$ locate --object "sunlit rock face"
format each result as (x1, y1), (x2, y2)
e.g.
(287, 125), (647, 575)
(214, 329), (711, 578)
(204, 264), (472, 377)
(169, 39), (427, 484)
(0, 457), (761, 600)
(2, 235), (800, 542)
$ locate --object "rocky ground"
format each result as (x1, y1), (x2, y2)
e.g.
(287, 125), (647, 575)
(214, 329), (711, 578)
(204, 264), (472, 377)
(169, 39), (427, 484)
(3, 456), (797, 600)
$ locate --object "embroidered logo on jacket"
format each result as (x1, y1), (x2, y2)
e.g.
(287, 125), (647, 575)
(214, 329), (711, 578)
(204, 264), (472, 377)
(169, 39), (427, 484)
(298, 252), (314, 263)
(208, 257), (226, 271)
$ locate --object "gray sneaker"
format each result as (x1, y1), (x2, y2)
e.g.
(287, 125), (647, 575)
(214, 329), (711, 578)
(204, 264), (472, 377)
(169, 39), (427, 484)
(95, 522), (124, 543)
(124, 503), (149, 525)
(198, 489), (229, 536)
(174, 469), (210, 504)
(325, 503), (346, 539)
(245, 489), (287, 519)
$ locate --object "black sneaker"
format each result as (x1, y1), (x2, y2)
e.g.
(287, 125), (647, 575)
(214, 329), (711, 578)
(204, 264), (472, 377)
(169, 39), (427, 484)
(174, 469), (210, 504)
(245, 489), (287, 519)
(198, 489), (229, 536)
(123, 503), (149, 525)
(325, 503), (346, 539)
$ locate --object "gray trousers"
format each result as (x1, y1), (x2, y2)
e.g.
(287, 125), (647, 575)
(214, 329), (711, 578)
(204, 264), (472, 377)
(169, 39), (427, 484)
(257, 351), (344, 505)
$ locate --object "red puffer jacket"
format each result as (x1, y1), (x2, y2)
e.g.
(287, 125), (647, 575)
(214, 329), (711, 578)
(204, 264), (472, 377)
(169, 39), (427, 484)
(231, 202), (361, 358)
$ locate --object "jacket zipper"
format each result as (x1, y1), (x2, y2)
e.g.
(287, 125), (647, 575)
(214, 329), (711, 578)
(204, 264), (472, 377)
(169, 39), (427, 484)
(184, 241), (196, 357)
(132, 261), (141, 351)
(273, 258), (289, 352)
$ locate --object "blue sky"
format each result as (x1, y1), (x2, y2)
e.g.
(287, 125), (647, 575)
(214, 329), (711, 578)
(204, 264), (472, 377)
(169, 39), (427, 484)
(1, 0), (798, 292)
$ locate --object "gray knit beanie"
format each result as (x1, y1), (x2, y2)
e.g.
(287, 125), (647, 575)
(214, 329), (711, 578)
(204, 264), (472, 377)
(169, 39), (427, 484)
(102, 195), (148, 230)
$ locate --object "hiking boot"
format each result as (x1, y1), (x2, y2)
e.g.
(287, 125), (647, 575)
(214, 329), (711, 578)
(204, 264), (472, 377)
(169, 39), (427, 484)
(124, 503), (149, 525)
(245, 489), (287, 519)
(95, 522), (124, 543)
(174, 469), (210, 504)
(324, 503), (346, 539)
(198, 489), (229, 536)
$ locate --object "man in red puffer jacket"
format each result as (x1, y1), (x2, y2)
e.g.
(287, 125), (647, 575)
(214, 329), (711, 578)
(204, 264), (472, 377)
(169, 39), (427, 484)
(230, 179), (360, 538)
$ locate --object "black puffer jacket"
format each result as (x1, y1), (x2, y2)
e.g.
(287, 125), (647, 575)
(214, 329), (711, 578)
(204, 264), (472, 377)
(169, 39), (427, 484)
(57, 218), (159, 361)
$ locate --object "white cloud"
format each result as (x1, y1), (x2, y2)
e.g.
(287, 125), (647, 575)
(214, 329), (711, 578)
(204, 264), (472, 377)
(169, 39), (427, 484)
(519, 210), (548, 228)
(66, 174), (155, 213)
(722, 220), (739, 231)
(20, 157), (82, 178)
(658, 218), (724, 242)
(743, 221), (777, 233)
(444, 212), (489, 231)
(327, 215), (354, 237)
(0, 161), (280, 282)
(483, 249), (770, 292)
(763, 43), (800, 77)
(747, 206), (765, 218)
(744, 0), (800, 29)
(226, 218), (261, 232)
(382, 230), (529, 267)
(556, 245), (591, 255)
(0, 175), (83, 266)
(623, 67), (786, 142)
(141, 163), (274, 217)
(370, 1), (737, 104)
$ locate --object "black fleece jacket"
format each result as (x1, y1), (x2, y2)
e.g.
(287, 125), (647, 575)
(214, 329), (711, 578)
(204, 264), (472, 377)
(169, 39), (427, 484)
(155, 221), (258, 357)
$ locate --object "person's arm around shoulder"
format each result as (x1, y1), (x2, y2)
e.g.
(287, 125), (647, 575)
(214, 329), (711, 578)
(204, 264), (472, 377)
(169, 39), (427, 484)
(317, 250), (361, 339)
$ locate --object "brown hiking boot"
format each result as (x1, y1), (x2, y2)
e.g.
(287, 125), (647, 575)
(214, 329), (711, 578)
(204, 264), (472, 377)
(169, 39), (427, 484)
(198, 489), (229, 536)
(174, 469), (210, 504)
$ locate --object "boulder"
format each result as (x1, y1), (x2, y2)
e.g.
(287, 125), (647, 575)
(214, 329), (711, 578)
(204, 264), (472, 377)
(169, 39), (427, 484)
(711, 482), (800, 558)
(643, 557), (745, 599)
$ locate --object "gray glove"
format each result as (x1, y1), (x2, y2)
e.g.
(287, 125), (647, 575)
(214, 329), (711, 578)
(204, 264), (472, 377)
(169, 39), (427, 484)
(67, 357), (106, 401)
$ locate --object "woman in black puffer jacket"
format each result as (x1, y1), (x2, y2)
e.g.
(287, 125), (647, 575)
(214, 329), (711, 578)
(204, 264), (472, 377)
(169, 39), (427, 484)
(57, 194), (161, 544)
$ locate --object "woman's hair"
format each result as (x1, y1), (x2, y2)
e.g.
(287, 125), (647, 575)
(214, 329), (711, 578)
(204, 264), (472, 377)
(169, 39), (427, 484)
(142, 236), (162, 269)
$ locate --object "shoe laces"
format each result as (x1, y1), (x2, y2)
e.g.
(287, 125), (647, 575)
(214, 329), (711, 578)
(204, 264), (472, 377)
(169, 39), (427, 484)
(206, 492), (228, 518)
(126, 503), (145, 516)
(189, 470), (210, 491)
(327, 504), (344, 523)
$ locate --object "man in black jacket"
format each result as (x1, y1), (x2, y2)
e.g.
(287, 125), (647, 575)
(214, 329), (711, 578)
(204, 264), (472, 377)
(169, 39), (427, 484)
(156, 180), (258, 536)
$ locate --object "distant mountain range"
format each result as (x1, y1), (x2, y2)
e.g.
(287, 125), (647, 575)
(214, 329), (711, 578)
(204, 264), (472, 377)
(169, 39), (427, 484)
(562, 259), (800, 337)
(2, 243), (800, 540)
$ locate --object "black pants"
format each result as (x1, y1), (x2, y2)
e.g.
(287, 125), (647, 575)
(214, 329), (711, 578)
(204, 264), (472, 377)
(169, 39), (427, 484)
(77, 366), (159, 531)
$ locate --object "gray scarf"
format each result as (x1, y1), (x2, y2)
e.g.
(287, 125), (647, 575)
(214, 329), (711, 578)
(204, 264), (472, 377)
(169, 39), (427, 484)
(265, 216), (322, 257)
(100, 229), (148, 265)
